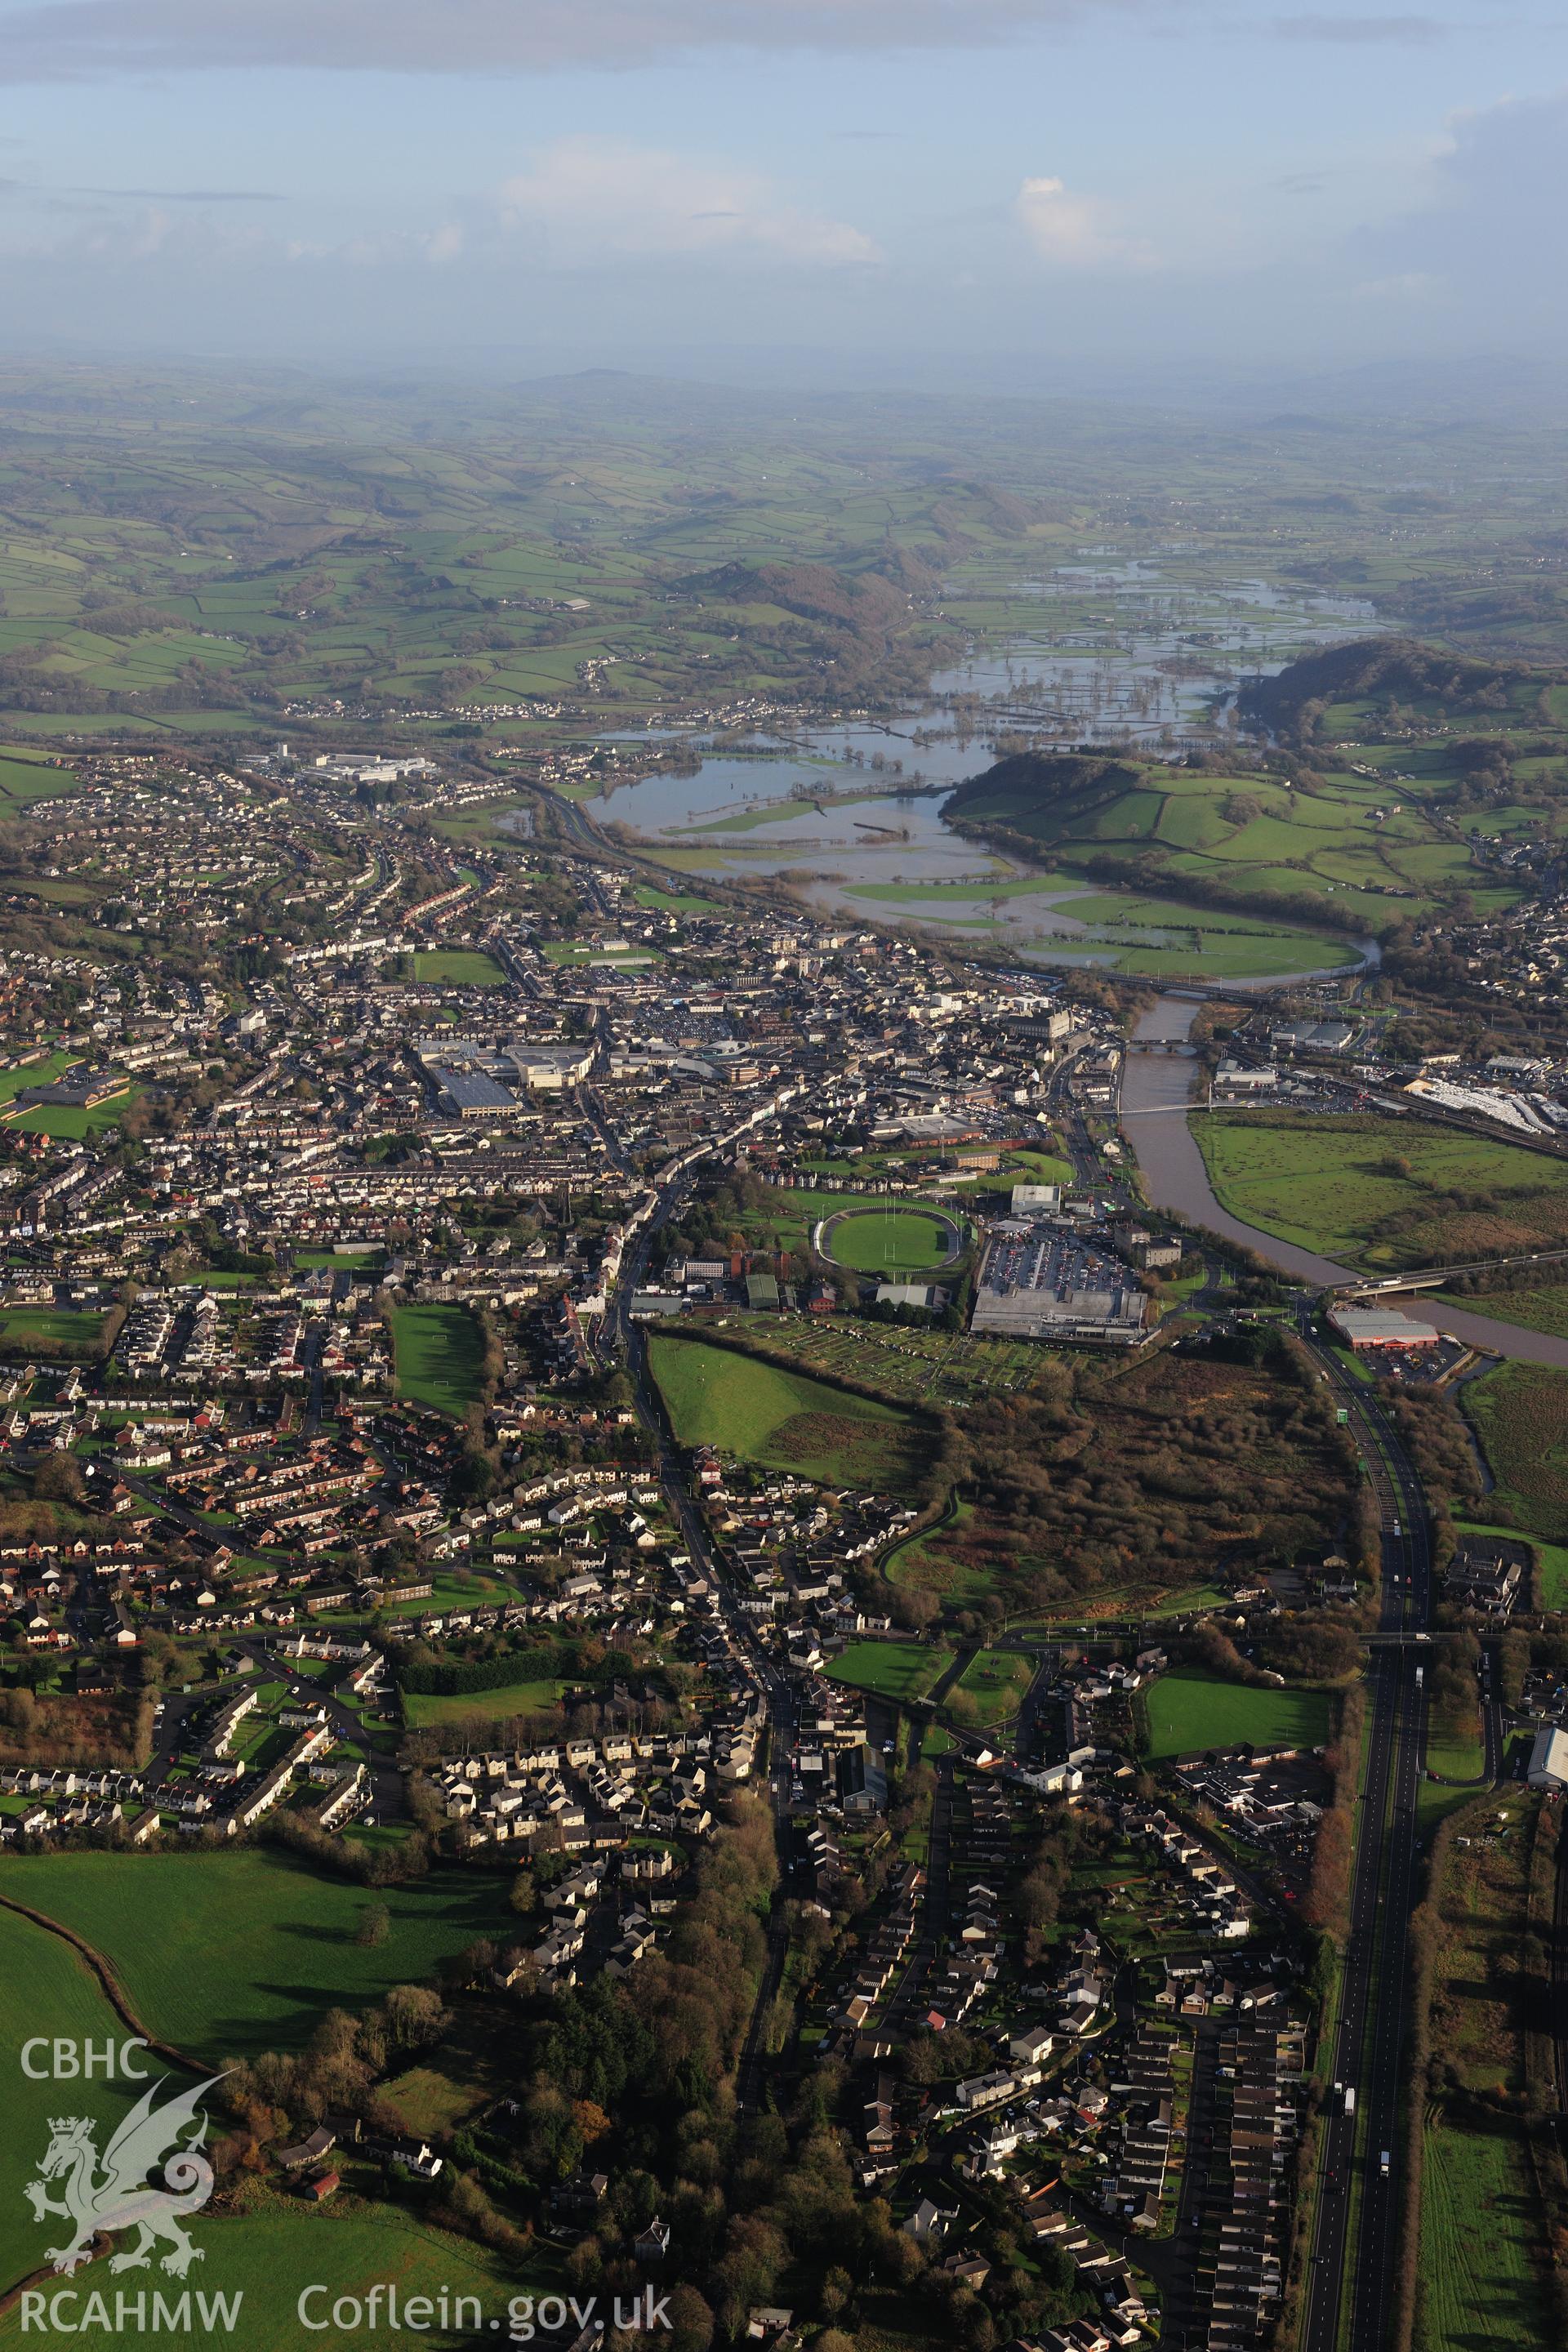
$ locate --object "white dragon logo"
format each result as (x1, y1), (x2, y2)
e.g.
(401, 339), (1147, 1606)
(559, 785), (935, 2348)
(24, 2074), (223, 2278)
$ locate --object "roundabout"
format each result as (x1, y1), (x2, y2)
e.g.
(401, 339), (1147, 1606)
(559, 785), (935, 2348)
(813, 1203), (968, 1278)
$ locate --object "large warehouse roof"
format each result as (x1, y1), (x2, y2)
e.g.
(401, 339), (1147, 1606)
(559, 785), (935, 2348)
(1328, 1307), (1440, 1348)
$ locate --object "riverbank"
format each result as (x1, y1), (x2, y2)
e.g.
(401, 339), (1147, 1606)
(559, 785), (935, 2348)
(1119, 997), (1568, 1370)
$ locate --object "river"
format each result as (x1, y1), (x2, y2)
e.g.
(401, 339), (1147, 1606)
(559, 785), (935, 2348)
(1120, 996), (1568, 1370)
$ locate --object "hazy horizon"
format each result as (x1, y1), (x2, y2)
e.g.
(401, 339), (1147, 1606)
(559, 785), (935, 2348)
(0, 0), (1563, 393)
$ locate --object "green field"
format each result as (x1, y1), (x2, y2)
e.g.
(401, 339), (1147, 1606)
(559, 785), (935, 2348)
(1464, 1367), (1568, 1550)
(947, 1646), (1035, 1724)
(390, 1303), (488, 1417)
(633, 884), (725, 915)
(1426, 1702), (1486, 1782)
(538, 938), (659, 965)
(403, 1676), (568, 1728)
(1415, 1791), (1552, 2350)
(0, 1851), (518, 2060)
(1439, 1281), (1568, 1340)
(0, 1048), (77, 1102)
(1, 2203), (534, 2352)
(0, 749), (76, 805)
(0, 1060), (137, 1138)
(412, 949), (506, 986)
(647, 1333), (923, 1490)
(825, 1639), (953, 1704)
(7, 1094), (136, 1138)
(820, 1206), (960, 1276)
(1195, 1110), (1568, 1271)
(713, 1183), (929, 1265)
(886, 1503), (996, 1607)
(1415, 2111), (1549, 2352)
(0, 1305), (106, 1349)
(946, 751), (1522, 939)
(1143, 1666), (1331, 1761)
(0, 1901), (178, 2296)
(0, 1049), (137, 1139)
(1137, 1582), (1232, 1618)
(376, 1569), (526, 1620)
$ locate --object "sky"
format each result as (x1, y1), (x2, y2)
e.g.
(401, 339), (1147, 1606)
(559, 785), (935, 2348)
(0, 0), (1565, 391)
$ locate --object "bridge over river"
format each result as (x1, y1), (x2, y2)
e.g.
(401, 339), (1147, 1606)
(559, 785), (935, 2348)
(1119, 995), (1568, 1370)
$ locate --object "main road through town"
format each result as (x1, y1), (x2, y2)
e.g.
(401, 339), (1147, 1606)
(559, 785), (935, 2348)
(1296, 1333), (1432, 2352)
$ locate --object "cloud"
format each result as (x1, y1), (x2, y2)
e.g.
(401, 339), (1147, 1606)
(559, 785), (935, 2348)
(497, 137), (880, 268)
(1272, 14), (1446, 39)
(1015, 175), (1156, 270)
(0, 0), (1178, 81)
(282, 223), (464, 267)
(1352, 270), (1446, 301)
(1346, 91), (1568, 309)
(64, 185), (283, 200)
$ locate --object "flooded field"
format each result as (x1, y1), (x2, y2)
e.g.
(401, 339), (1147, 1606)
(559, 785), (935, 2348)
(583, 555), (1385, 979)
(930, 555), (1379, 746)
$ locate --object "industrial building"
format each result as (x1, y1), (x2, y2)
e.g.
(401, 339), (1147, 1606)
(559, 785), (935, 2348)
(1527, 1726), (1568, 1792)
(1327, 1307), (1441, 1352)
(432, 1066), (524, 1120)
(971, 1223), (1147, 1347)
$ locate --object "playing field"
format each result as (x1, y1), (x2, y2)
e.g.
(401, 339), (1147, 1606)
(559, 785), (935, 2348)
(7, 1094), (136, 1139)
(0, 1851), (519, 2060)
(0, 1306), (106, 1350)
(411, 949), (507, 987)
(647, 1334), (923, 1490)
(819, 1206), (961, 1276)
(538, 938), (658, 965)
(390, 1303), (487, 1416)
(1143, 1666), (1330, 1760)
(0, 1048), (76, 1101)
(825, 1639), (953, 1703)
